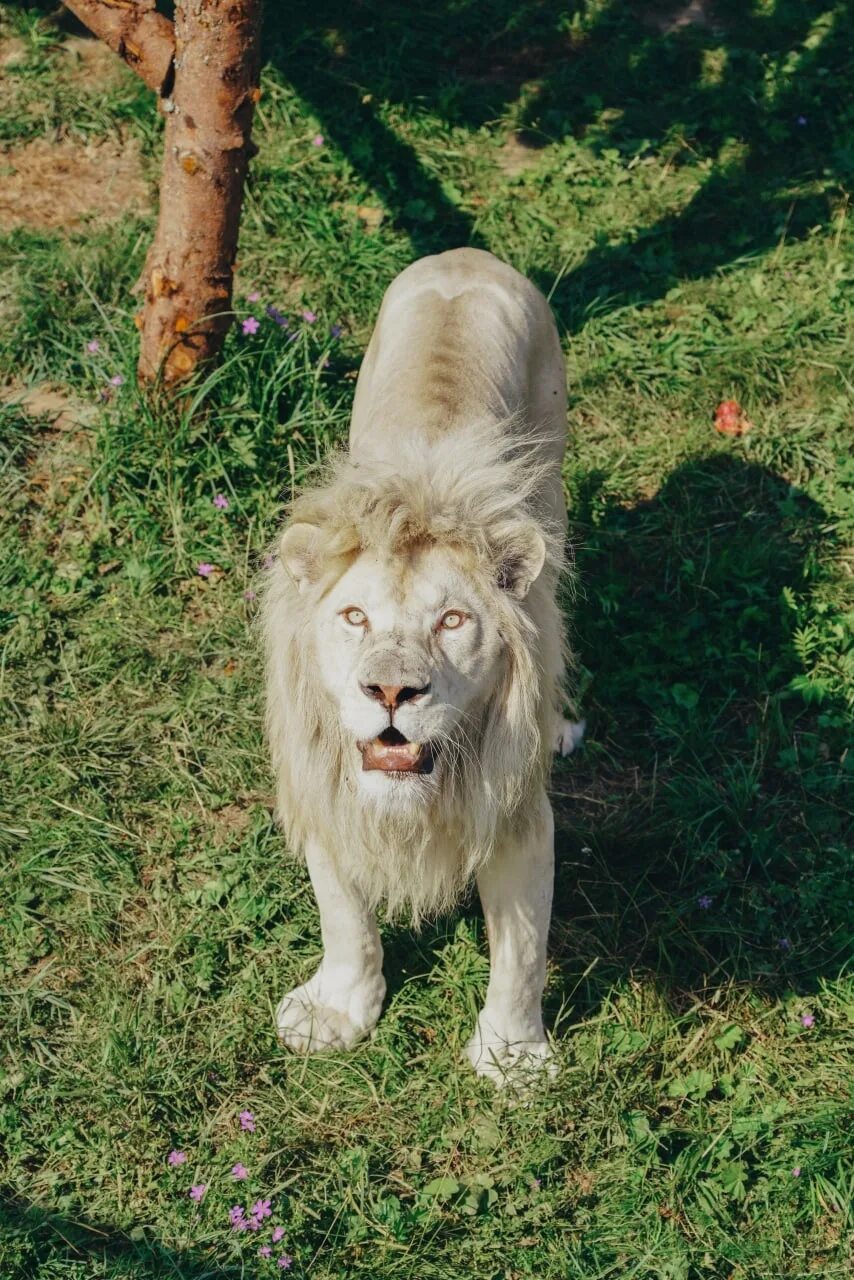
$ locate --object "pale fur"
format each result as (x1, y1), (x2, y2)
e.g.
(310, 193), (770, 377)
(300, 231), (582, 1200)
(262, 248), (570, 1079)
(262, 424), (568, 922)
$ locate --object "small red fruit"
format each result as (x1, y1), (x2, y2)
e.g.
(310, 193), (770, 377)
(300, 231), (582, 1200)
(714, 399), (753, 436)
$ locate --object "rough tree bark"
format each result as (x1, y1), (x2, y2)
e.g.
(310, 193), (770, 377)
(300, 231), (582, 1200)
(63, 1), (262, 388)
(137, 1), (262, 385)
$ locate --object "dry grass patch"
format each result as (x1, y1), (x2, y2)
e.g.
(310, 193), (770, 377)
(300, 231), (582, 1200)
(0, 135), (150, 233)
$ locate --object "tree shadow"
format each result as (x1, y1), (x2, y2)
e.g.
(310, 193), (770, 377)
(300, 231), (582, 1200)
(545, 452), (849, 1023)
(262, 0), (851, 318)
(0, 1194), (240, 1278)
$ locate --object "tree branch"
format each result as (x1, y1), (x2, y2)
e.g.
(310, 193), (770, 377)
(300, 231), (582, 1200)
(62, 0), (175, 96)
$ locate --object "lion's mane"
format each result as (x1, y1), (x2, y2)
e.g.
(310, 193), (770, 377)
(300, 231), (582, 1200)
(261, 426), (569, 921)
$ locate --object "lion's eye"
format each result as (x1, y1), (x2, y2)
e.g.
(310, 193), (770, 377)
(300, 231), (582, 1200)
(341, 607), (368, 627)
(439, 610), (466, 631)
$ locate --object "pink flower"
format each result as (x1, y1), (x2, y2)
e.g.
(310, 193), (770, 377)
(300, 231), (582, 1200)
(262, 553), (275, 569)
(247, 1216), (262, 1232)
(239, 1109), (256, 1132)
(197, 562), (215, 578)
(259, 1246), (272, 1258)
(271, 1226), (285, 1244)
(242, 316), (260, 336)
(312, 134), (324, 147)
(243, 589), (256, 602)
(213, 493), (230, 510)
(792, 1167), (801, 1177)
(109, 374), (125, 387)
(189, 1184), (206, 1202)
(167, 1150), (187, 1166)
(251, 1198), (272, 1220)
(301, 309), (316, 324)
(247, 291), (261, 302)
(86, 339), (101, 354)
(278, 1258), (293, 1271)
(800, 1014), (814, 1028)
(231, 1163), (249, 1180)
(229, 1205), (245, 1224)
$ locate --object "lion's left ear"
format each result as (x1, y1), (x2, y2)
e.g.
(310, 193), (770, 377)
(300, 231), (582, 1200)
(279, 522), (325, 592)
(497, 525), (547, 600)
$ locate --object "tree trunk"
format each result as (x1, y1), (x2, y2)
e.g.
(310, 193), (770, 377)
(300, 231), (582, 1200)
(63, 0), (175, 95)
(137, 0), (262, 386)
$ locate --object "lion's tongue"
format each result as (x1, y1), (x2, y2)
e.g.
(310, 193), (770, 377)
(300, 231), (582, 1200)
(361, 738), (428, 773)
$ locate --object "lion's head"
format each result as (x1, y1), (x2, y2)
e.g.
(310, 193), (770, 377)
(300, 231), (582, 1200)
(262, 429), (568, 918)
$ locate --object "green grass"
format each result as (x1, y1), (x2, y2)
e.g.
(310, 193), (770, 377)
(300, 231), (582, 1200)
(1, 1), (852, 1277)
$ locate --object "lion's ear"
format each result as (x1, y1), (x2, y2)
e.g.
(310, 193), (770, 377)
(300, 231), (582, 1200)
(279, 522), (324, 592)
(497, 526), (547, 600)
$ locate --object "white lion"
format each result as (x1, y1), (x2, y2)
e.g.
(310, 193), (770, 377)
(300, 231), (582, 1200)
(262, 248), (576, 1083)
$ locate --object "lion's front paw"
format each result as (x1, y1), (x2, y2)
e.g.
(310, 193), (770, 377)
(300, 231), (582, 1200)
(465, 1017), (556, 1088)
(275, 971), (385, 1054)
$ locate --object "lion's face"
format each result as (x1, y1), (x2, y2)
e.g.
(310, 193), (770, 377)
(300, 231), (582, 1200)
(312, 544), (504, 801)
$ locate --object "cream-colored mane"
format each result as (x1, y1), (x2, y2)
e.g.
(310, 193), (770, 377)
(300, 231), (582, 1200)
(262, 426), (568, 921)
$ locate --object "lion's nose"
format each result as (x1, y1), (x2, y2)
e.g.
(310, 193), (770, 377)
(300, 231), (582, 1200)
(360, 682), (431, 710)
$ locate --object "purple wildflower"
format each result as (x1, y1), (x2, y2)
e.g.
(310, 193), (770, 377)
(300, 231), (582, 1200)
(231, 1163), (249, 1180)
(86, 339), (101, 354)
(266, 304), (289, 328)
(271, 1226), (285, 1244)
(247, 291), (261, 302)
(109, 374), (125, 387)
(800, 1013), (814, 1028)
(312, 134), (324, 147)
(278, 1258), (293, 1271)
(262, 553), (275, 570)
(167, 1150), (187, 1166)
(251, 1198), (272, 1220)
(239, 1109), (256, 1132)
(243, 588), (257, 602)
(242, 316), (260, 336)
(792, 1167), (801, 1177)
(197, 562), (215, 578)
(697, 894), (713, 910)
(259, 1246), (272, 1258)
(247, 1216), (262, 1232)
(796, 115), (807, 126)
(189, 1184), (206, 1202)
(778, 938), (792, 951)
(213, 493), (230, 510)
(301, 309), (317, 324)
(229, 1205), (245, 1224)
(330, 323), (342, 339)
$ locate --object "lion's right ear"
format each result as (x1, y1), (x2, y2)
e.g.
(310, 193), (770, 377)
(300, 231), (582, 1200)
(279, 523), (324, 592)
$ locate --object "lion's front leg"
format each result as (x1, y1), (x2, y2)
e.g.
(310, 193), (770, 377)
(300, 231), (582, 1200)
(276, 837), (386, 1053)
(466, 794), (555, 1086)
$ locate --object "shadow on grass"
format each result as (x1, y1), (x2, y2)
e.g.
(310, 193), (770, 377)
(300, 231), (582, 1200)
(261, 0), (851, 318)
(544, 452), (849, 1020)
(0, 1194), (239, 1279)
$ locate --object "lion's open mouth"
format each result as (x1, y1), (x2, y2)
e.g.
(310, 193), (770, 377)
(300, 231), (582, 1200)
(358, 726), (435, 775)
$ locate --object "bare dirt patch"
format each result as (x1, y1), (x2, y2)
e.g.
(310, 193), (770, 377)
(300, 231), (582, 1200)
(0, 134), (150, 233)
(0, 35), (26, 69)
(497, 129), (549, 178)
(59, 34), (130, 89)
